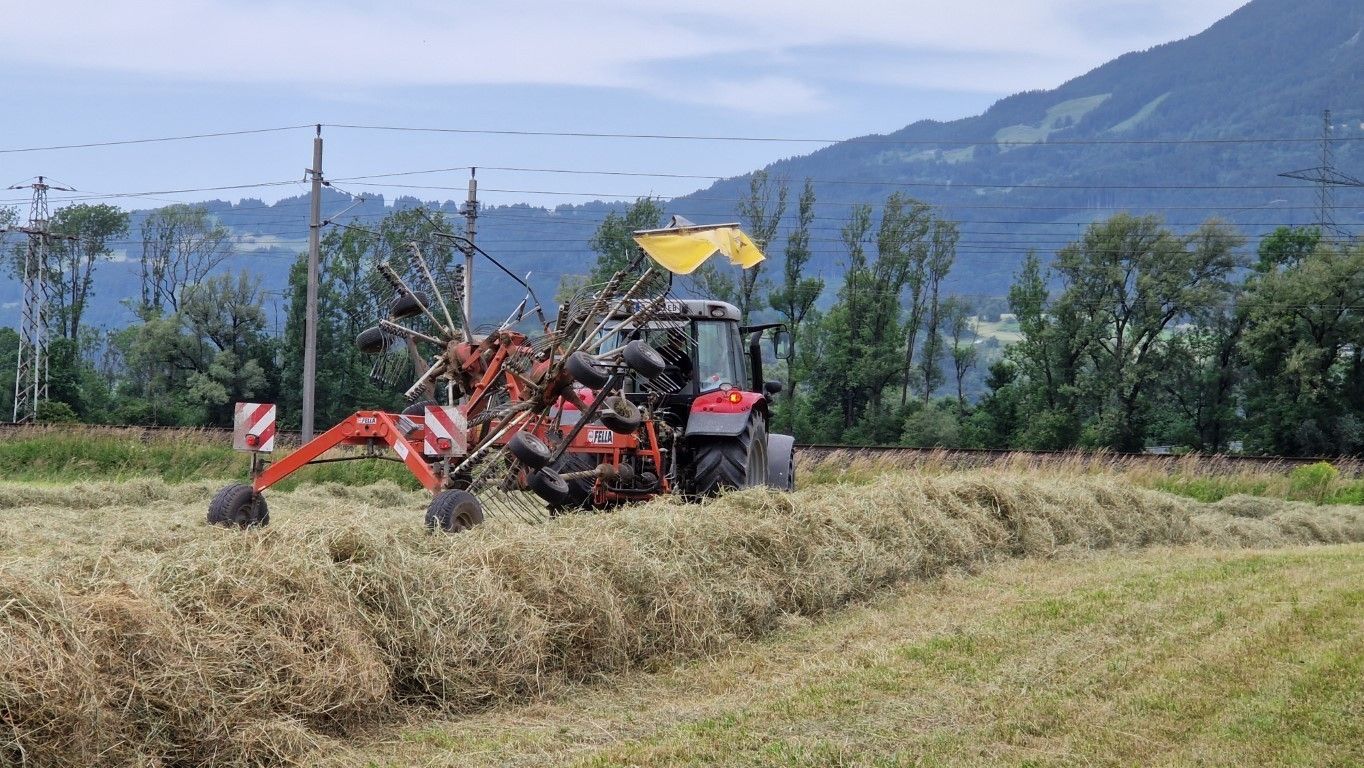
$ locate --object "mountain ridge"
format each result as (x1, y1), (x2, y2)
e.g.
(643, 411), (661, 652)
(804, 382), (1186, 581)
(4, 0), (1362, 330)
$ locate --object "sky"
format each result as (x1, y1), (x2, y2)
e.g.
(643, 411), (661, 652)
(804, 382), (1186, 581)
(0, 0), (1250, 212)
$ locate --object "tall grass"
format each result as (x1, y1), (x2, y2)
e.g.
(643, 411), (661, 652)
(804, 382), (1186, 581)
(799, 448), (1364, 505)
(1, 473), (1361, 766)
(0, 425), (418, 490)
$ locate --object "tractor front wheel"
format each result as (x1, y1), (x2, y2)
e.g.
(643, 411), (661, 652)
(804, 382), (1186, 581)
(208, 484), (270, 528)
(690, 413), (768, 495)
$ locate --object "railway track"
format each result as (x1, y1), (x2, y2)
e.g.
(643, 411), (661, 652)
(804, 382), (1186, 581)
(3, 422), (1358, 474)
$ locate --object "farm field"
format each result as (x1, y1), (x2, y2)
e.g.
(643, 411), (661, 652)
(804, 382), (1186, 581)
(1, 459), (1362, 767)
(358, 543), (1364, 767)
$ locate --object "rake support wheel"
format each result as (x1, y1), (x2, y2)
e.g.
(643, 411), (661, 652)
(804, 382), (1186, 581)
(425, 490), (486, 533)
(356, 326), (388, 355)
(600, 396), (642, 434)
(528, 467), (570, 505)
(622, 340), (666, 379)
(509, 431), (553, 469)
(208, 484), (270, 528)
(566, 351), (610, 389)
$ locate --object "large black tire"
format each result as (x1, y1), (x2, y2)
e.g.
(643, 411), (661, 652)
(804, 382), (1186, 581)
(207, 484), (270, 528)
(356, 326), (388, 355)
(690, 413), (769, 496)
(508, 431), (552, 469)
(599, 396), (642, 434)
(390, 290), (429, 320)
(425, 490), (486, 533)
(622, 340), (666, 379)
(565, 351), (610, 389)
(765, 433), (796, 492)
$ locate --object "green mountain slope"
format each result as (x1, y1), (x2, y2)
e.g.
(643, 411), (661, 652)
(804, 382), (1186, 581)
(4, 0), (1361, 329)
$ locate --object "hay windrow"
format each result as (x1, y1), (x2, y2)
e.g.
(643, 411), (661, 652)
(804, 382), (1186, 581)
(1, 473), (1362, 767)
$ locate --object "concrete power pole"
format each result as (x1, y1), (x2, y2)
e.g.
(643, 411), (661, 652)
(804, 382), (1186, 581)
(6, 176), (75, 423)
(302, 125), (324, 441)
(461, 167), (478, 330)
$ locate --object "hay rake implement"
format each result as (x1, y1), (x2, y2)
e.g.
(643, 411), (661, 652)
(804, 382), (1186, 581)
(209, 217), (796, 532)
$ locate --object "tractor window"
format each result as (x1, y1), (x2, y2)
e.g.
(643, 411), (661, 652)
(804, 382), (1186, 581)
(694, 320), (742, 392)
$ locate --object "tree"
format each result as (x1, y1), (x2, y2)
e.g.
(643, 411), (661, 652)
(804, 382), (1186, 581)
(587, 198), (664, 283)
(178, 271), (274, 425)
(873, 193), (933, 406)
(733, 170), (788, 324)
(806, 199), (922, 441)
(767, 179), (823, 433)
(917, 219), (958, 403)
(1240, 234), (1364, 455)
(138, 204), (232, 314)
(1052, 215), (1242, 451)
(279, 207), (458, 427)
(944, 298), (977, 413)
(46, 204), (130, 341)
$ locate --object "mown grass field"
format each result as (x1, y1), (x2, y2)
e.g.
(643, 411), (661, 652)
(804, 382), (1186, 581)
(365, 544), (1363, 767)
(1, 427), (1362, 766)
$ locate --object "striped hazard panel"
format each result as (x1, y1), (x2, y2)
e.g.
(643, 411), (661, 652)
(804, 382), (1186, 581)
(233, 402), (277, 453)
(423, 405), (468, 456)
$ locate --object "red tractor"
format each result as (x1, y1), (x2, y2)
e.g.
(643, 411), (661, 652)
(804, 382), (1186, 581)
(208, 220), (795, 532)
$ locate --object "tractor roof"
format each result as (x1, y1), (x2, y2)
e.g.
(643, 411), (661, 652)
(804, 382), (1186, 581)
(608, 298), (740, 322)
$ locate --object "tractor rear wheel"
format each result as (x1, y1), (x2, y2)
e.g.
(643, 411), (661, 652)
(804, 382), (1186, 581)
(690, 413), (768, 495)
(208, 484), (270, 528)
(425, 489), (486, 533)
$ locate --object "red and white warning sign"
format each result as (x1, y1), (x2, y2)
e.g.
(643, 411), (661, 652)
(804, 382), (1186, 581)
(233, 402), (277, 453)
(423, 405), (468, 456)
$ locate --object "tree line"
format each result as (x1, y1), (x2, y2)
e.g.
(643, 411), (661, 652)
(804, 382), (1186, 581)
(6, 189), (1363, 458)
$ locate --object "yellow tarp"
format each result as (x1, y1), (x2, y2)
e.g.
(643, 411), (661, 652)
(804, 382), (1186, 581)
(633, 227), (766, 275)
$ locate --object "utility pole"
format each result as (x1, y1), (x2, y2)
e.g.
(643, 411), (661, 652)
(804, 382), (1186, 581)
(461, 167), (478, 331)
(6, 176), (75, 423)
(302, 125), (324, 441)
(1280, 110), (1364, 241)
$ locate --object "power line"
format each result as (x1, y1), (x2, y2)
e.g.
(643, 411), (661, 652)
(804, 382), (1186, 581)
(0, 125), (315, 154)
(325, 122), (1364, 147)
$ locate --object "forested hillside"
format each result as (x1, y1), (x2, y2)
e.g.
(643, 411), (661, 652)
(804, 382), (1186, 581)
(6, 0), (1360, 330)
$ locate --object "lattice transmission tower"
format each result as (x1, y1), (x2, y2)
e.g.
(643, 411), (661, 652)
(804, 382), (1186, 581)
(1279, 110), (1364, 241)
(6, 176), (74, 423)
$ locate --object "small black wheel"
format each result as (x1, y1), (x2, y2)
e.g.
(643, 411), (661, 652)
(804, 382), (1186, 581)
(356, 326), (389, 355)
(565, 351), (610, 389)
(622, 340), (666, 379)
(402, 399), (436, 417)
(528, 467), (570, 505)
(508, 431), (552, 469)
(208, 484), (270, 528)
(390, 290), (429, 320)
(425, 490), (486, 533)
(599, 396), (642, 434)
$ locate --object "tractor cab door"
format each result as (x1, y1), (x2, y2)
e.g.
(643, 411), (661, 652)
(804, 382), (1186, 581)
(691, 319), (745, 394)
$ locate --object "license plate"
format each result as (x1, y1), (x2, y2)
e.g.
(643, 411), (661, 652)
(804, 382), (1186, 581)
(588, 428), (614, 445)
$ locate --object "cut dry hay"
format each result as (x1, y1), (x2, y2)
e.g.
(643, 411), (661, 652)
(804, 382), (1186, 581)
(1, 474), (1361, 767)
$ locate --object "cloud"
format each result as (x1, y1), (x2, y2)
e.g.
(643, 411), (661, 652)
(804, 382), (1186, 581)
(0, 0), (1248, 112)
(667, 76), (829, 115)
